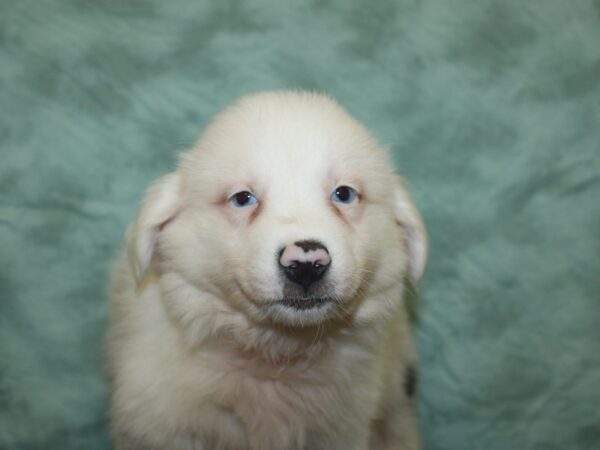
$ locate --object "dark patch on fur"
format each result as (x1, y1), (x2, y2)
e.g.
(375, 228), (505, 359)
(404, 365), (418, 398)
(403, 275), (421, 324)
(294, 239), (328, 253)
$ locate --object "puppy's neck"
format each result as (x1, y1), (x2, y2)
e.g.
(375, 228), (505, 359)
(210, 320), (339, 367)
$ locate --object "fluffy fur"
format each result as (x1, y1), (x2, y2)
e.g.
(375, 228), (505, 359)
(107, 91), (427, 450)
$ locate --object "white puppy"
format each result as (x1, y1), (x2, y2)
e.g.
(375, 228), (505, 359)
(107, 91), (427, 450)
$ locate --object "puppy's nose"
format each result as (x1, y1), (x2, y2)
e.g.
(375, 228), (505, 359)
(279, 240), (331, 290)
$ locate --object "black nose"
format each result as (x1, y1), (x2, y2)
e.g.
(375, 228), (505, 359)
(282, 262), (330, 290)
(279, 240), (331, 290)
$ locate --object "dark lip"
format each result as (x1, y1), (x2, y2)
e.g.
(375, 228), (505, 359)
(276, 297), (334, 311)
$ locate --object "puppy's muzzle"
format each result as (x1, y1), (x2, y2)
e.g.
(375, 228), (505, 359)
(279, 240), (331, 291)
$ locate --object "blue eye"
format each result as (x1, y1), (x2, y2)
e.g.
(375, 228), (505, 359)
(229, 191), (258, 207)
(331, 186), (358, 204)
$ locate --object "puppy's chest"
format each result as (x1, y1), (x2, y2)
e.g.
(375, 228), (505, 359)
(195, 351), (358, 449)
(221, 360), (342, 418)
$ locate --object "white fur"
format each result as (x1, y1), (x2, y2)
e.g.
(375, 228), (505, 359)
(107, 91), (427, 450)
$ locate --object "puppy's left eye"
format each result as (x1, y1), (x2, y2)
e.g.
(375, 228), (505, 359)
(229, 191), (258, 208)
(331, 186), (358, 204)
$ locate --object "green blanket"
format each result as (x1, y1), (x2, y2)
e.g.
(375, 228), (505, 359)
(1, 1), (598, 449)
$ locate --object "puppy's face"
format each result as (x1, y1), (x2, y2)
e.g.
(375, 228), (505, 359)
(128, 92), (426, 330)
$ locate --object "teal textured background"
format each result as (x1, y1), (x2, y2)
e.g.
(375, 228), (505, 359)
(1, 1), (599, 449)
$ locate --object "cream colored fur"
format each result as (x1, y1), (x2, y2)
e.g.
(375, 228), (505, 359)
(107, 91), (427, 450)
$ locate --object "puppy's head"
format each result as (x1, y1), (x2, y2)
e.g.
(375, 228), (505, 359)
(127, 92), (426, 330)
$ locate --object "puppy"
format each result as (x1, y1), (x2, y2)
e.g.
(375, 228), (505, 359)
(107, 91), (427, 450)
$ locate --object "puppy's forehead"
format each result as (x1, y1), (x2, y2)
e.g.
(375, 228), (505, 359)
(183, 92), (392, 192)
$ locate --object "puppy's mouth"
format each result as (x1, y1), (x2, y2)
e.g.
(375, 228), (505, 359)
(277, 296), (334, 310)
(259, 296), (339, 327)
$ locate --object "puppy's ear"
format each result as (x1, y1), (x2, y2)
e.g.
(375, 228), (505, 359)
(126, 172), (182, 284)
(393, 177), (428, 284)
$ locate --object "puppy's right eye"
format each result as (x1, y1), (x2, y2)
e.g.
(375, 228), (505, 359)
(229, 191), (258, 208)
(331, 185), (358, 204)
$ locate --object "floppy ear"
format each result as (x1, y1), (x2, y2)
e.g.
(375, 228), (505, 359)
(126, 172), (182, 284)
(393, 178), (428, 284)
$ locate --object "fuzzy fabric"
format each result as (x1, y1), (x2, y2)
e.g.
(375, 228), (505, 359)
(1, 1), (599, 449)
